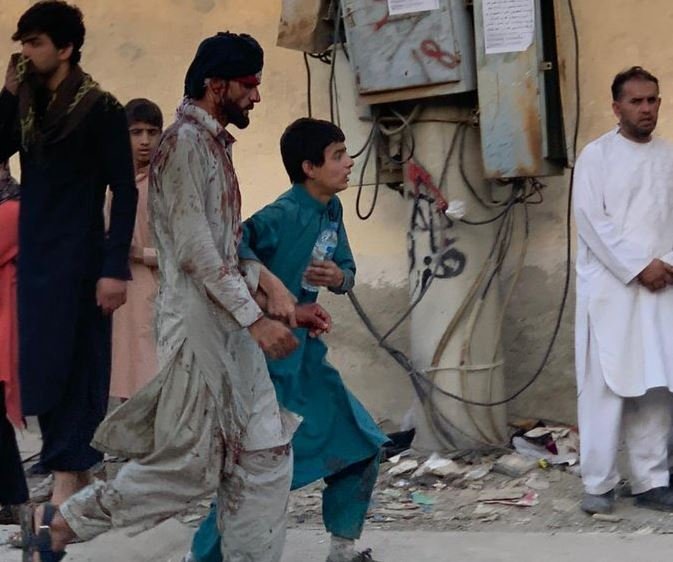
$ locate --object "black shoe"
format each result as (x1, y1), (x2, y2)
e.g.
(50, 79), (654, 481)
(635, 486), (673, 512)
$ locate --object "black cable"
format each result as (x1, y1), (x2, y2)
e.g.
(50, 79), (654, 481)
(328, 2), (342, 124)
(437, 122), (465, 192)
(303, 52), (312, 118)
(459, 198), (515, 226)
(346, 0), (581, 408)
(355, 134), (380, 220)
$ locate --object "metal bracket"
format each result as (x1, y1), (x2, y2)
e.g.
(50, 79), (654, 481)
(539, 61), (553, 71)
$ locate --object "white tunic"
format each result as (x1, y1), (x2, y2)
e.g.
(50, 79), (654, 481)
(574, 128), (673, 397)
(92, 102), (299, 477)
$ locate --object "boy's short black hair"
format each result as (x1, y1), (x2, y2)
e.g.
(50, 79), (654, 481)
(125, 98), (164, 130)
(280, 118), (346, 183)
(13, 1), (85, 65)
(611, 66), (659, 101)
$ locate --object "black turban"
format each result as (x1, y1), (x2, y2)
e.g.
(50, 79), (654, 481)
(184, 32), (264, 99)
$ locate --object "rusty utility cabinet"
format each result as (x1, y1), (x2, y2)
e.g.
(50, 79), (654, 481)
(473, 0), (568, 179)
(341, 0), (477, 104)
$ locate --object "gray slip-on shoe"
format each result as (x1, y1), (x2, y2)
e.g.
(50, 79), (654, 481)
(581, 489), (615, 514)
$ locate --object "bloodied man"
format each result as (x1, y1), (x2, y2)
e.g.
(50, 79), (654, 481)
(17, 31), (330, 562)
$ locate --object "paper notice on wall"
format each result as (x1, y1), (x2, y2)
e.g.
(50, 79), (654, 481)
(483, 0), (535, 55)
(387, 0), (440, 17)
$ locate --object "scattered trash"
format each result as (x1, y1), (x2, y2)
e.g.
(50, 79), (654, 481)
(445, 199), (467, 220)
(512, 436), (579, 466)
(380, 489), (403, 500)
(387, 459), (419, 476)
(182, 514), (202, 524)
(370, 513), (395, 523)
(382, 502), (419, 511)
(493, 453), (538, 477)
(528, 426), (568, 438)
(552, 499), (577, 513)
(592, 513), (622, 523)
(411, 491), (437, 506)
(478, 488), (539, 507)
(464, 463), (493, 481)
(393, 479), (410, 488)
(412, 452), (464, 479)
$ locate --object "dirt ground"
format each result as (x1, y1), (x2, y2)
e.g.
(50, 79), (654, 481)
(282, 453), (673, 536)
(17, 441), (673, 545)
(97, 448), (672, 538)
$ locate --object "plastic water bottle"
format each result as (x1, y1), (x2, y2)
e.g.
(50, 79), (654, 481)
(302, 221), (339, 292)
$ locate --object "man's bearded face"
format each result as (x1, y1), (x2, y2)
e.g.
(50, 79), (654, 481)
(218, 79), (261, 129)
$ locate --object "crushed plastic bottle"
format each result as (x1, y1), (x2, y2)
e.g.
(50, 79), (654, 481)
(301, 221), (339, 292)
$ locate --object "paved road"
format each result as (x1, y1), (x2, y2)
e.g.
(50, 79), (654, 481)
(3, 522), (673, 561)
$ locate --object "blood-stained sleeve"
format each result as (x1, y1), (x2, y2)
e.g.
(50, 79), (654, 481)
(156, 129), (262, 327)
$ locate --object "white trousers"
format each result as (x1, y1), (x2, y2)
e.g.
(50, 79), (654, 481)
(61, 446), (292, 562)
(579, 334), (672, 495)
(59, 347), (293, 562)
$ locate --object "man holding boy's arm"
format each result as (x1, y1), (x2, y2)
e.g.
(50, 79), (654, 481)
(189, 118), (387, 562)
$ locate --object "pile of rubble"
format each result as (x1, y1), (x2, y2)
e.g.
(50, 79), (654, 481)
(282, 421), (673, 534)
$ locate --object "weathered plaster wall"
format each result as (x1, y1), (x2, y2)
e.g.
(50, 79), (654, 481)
(2, 0), (673, 429)
(505, 0), (673, 425)
(0, 0), (414, 428)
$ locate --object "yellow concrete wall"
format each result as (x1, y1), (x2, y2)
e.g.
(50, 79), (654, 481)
(506, 0), (673, 423)
(0, 0), (413, 427)
(2, 0), (672, 426)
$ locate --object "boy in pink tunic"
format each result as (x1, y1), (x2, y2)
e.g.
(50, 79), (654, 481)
(109, 99), (162, 399)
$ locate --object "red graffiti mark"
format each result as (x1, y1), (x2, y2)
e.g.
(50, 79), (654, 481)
(407, 160), (448, 213)
(420, 39), (461, 69)
(373, 13), (389, 31)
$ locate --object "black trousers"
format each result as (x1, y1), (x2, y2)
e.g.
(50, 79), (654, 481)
(0, 383), (28, 505)
(38, 292), (111, 472)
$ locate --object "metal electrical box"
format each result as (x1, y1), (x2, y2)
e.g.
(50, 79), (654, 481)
(473, 0), (568, 179)
(341, 0), (477, 104)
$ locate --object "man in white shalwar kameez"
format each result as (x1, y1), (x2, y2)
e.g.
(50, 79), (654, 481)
(19, 33), (314, 562)
(575, 66), (673, 515)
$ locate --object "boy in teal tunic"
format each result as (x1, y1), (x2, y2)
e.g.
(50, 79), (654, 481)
(188, 119), (388, 562)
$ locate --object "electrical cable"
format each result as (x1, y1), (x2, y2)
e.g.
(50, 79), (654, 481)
(328, 1), (342, 125)
(303, 52), (312, 118)
(347, 0), (581, 409)
(354, 125), (380, 220)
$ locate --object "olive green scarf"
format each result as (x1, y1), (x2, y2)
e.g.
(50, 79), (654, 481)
(15, 55), (103, 154)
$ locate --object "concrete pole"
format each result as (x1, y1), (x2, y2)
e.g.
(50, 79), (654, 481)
(406, 104), (508, 453)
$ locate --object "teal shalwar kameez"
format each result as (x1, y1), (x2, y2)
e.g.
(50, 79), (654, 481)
(191, 185), (388, 561)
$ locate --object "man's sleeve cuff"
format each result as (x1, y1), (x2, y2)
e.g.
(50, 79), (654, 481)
(232, 300), (264, 328)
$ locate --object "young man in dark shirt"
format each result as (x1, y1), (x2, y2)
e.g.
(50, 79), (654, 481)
(0, 0), (137, 507)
